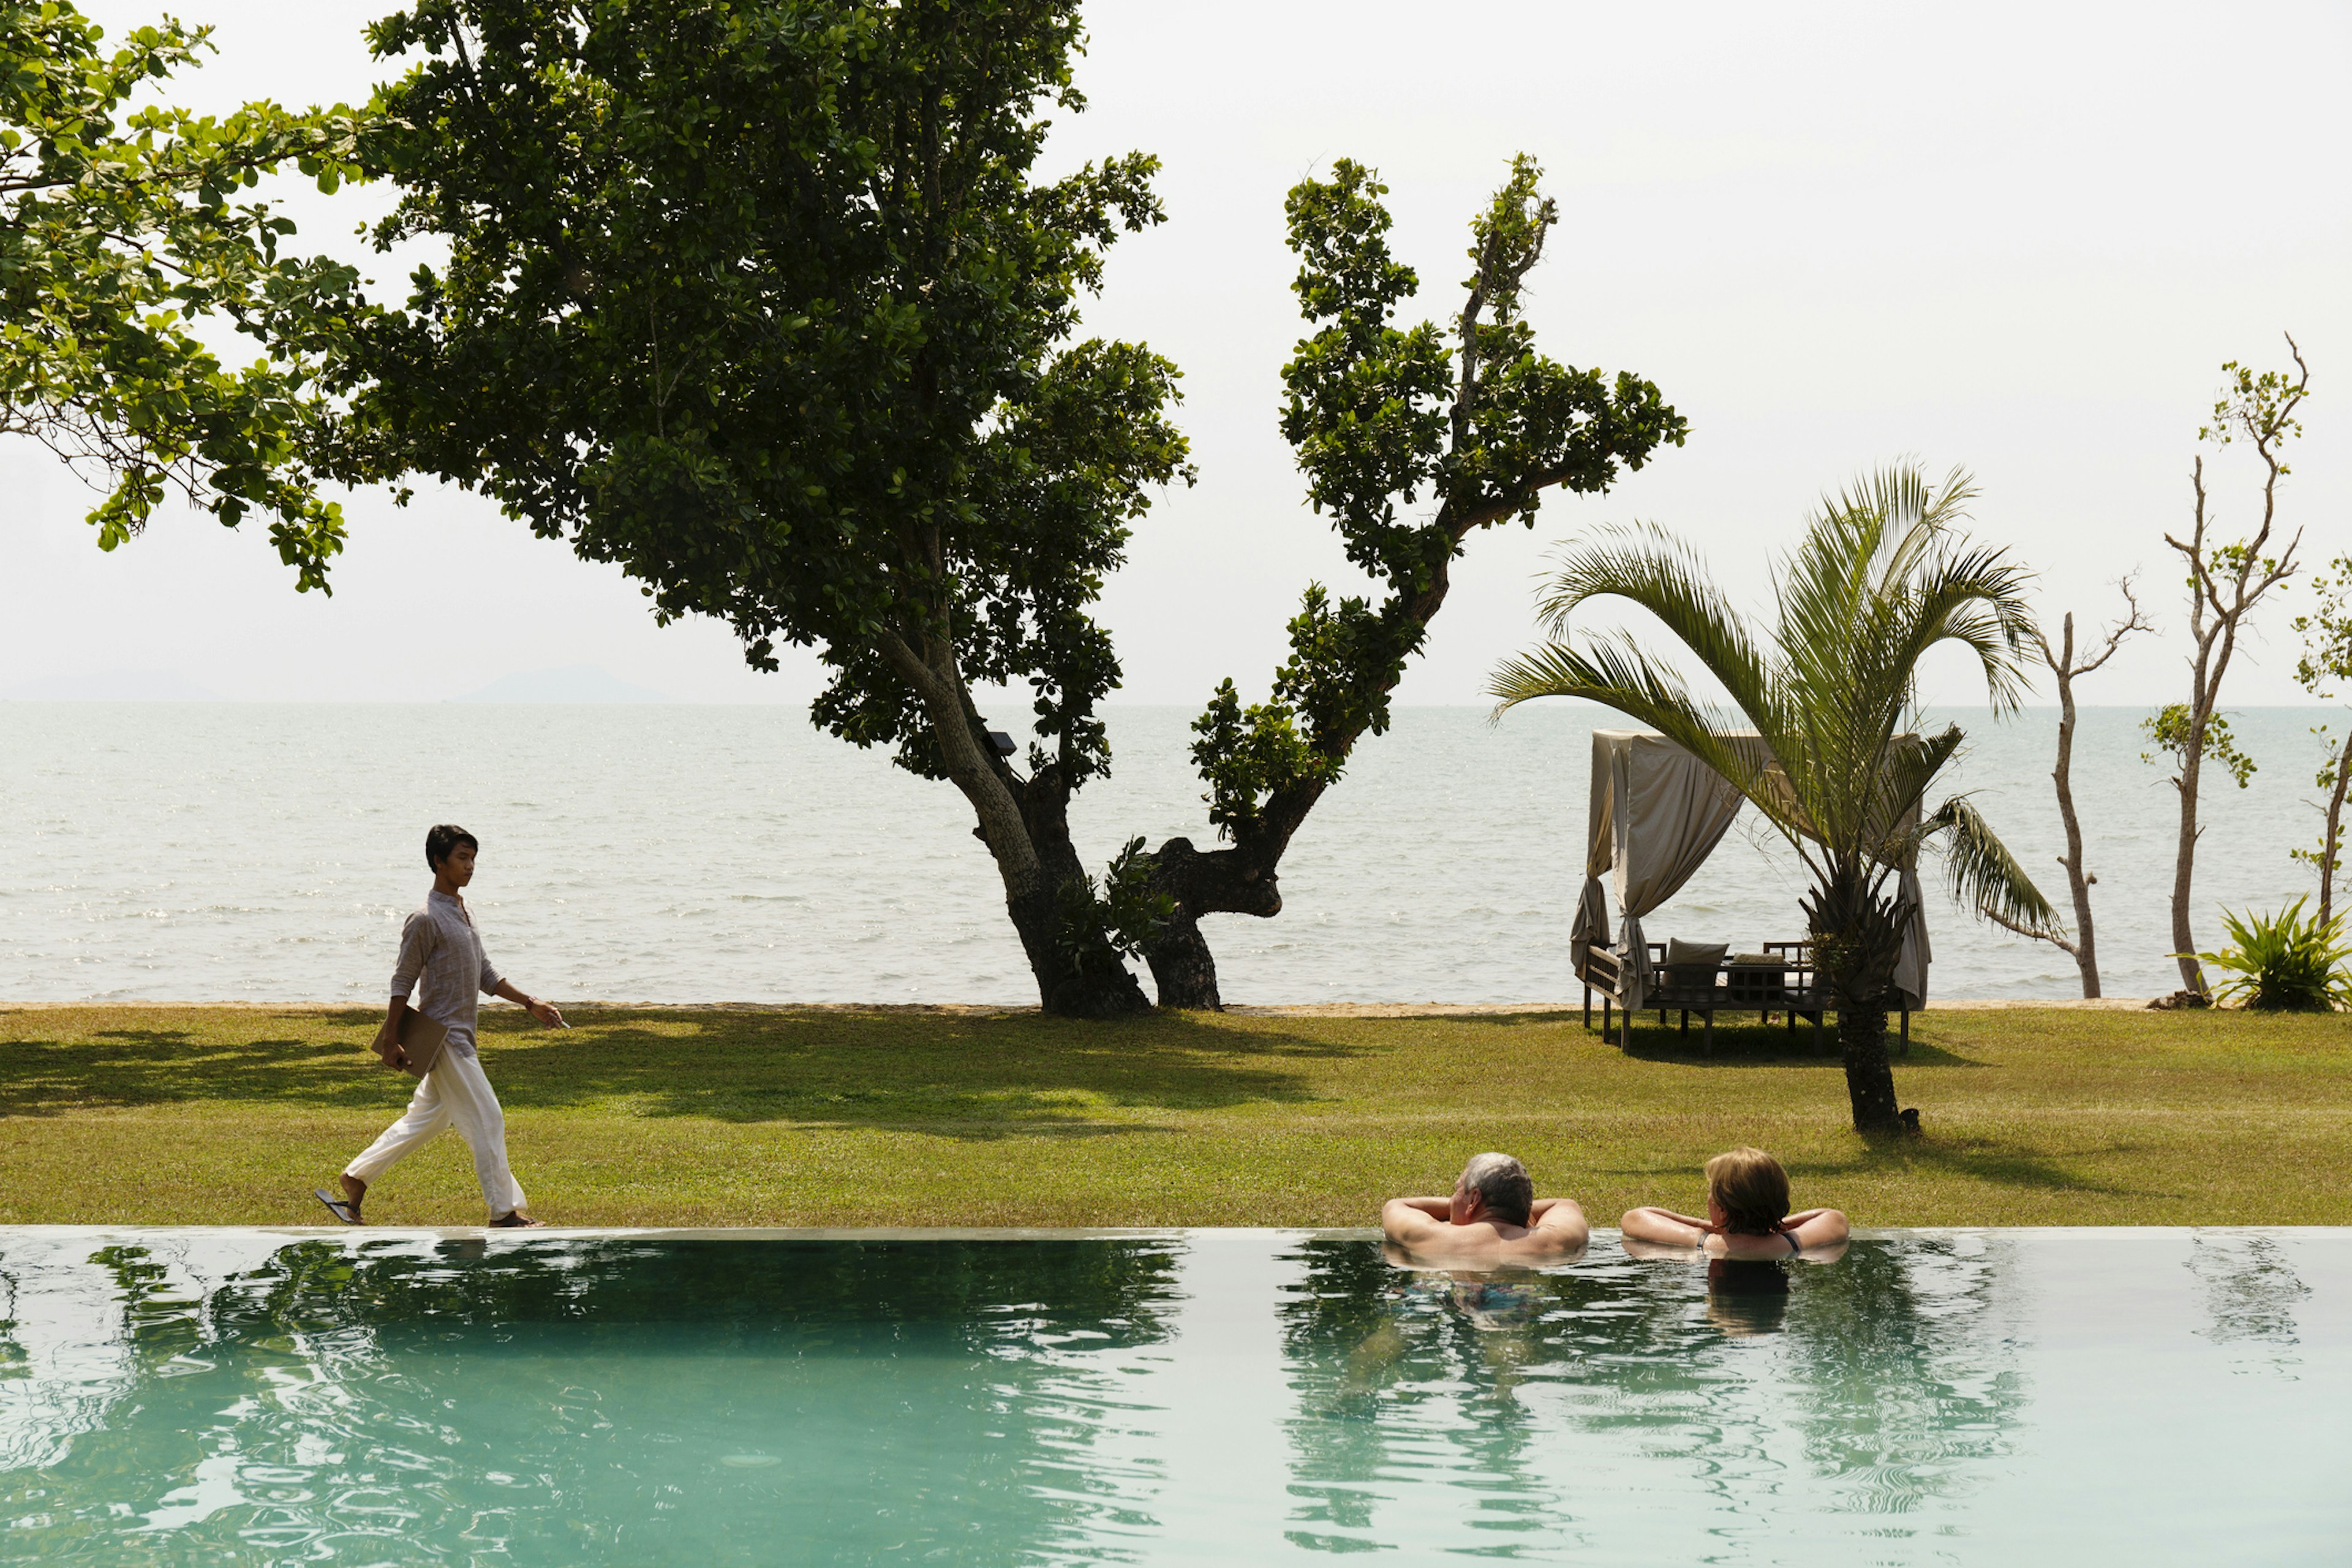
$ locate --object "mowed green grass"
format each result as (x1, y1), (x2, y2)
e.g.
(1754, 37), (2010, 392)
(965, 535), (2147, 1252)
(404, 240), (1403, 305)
(1, 1005), (2345, 1227)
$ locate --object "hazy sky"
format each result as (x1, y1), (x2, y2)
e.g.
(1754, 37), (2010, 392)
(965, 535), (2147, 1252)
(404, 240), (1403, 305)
(7, 1), (2347, 709)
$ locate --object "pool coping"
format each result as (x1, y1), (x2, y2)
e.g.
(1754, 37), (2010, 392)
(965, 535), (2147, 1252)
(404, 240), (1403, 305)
(3, 1224), (2345, 1242)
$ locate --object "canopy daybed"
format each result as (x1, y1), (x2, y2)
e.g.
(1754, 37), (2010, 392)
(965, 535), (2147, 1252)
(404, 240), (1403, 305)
(1572, 729), (1929, 1051)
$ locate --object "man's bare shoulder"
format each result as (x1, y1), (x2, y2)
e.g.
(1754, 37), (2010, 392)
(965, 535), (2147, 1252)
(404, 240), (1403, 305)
(1395, 1224), (1583, 1264)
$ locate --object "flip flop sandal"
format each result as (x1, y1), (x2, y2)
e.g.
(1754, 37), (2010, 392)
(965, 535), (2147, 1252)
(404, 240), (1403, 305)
(487, 1213), (546, 1229)
(313, 1188), (360, 1225)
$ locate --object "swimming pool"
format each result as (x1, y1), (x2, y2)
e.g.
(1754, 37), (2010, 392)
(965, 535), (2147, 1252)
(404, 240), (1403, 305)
(2, 1227), (2344, 1564)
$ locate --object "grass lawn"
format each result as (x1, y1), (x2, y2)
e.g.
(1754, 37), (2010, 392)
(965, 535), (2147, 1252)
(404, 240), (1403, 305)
(1, 1004), (2345, 1228)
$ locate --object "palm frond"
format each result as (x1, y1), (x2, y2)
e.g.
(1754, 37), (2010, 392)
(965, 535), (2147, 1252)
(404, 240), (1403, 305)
(1531, 526), (1779, 731)
(1925, 795), (2057, 934)
(1488, 636), (1810, 846)
(1865, 537), (2041, 715)
(1871, 726), (1964, 852)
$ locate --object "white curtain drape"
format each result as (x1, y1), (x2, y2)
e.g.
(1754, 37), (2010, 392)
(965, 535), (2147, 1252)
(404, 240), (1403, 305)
(1574, 731), (1747, 1011)
(1894, 837), (1931, 1010)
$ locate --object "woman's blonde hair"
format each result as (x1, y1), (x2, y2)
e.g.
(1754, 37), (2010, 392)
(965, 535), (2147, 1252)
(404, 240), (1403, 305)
(1704, 1147), (1792, 1235)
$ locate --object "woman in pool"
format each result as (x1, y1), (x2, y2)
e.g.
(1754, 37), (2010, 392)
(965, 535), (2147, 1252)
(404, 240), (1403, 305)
(1619, 1147), (1849, 1258)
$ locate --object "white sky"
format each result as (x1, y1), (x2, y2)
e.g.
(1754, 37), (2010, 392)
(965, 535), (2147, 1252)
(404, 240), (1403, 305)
(6, 0), (2347, 708)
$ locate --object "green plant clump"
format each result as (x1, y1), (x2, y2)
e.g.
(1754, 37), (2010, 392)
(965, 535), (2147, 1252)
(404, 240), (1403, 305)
(2187, 899), (2352, 1012)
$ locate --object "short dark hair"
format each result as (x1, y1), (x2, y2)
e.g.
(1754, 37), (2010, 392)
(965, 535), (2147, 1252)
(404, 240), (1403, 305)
(425, 824), (479, 870)
(1461, 1152), (1534, 1226)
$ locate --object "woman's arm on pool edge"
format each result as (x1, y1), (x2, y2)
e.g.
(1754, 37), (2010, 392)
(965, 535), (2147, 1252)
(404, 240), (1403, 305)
(1782, 1209), (1850, 1249)
(1528, 1198), (1589, 1246)
(1619, 1207), (1709, 1246)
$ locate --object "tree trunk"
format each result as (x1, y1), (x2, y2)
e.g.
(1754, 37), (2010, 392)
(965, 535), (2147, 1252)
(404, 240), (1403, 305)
(876, 630), (1156, 1018)
(1835, 1003), (1901, 1135)
(1141, 904), (1223, 1011)
(1000, 876), (1153, 1018)
(1804, 865), (1908, 1135)
(2049, 646), (2101, 997)
(2321, 729), (2351, 929)
(1141, 835), (1286, 1009)
(1009, 765), (1154, 1018)
(2171, 717), (2208, 995)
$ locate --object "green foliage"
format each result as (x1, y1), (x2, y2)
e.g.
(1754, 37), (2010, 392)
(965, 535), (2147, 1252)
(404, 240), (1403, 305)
(334, 0), (1189, 788)
(2287, 562), (2352, 891)
(0, 1), (364, 589)
(1191, 156), (1686, 842)
(2200, 356), (2306, 459)
(2141, 704), (2256, 790)
(2289, 720), (2345, 889)
(1053, 837), (1175, 982)
(2293, 557), (2352, 700)
(1491, 462), (2057, 974)
(2184, 899), (2352, 1012)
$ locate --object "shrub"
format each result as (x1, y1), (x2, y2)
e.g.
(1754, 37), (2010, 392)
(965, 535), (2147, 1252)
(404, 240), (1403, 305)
(2186, 899), (2352, 1011)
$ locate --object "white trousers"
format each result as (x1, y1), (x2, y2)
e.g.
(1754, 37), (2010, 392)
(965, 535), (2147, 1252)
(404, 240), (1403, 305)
(344, 1050), (528, 1217)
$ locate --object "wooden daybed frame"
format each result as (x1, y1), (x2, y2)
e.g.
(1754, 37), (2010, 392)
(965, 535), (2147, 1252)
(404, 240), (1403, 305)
(1579, 940), (1910, 1055)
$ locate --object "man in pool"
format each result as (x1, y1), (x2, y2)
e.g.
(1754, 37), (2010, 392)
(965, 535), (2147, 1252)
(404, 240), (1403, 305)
(1381, 1153), (1589, 1261)
(315, 824), (566, 1228)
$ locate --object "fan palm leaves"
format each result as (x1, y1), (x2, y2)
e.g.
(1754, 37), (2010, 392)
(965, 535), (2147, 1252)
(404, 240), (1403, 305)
(1491, 463), (2056, 1133)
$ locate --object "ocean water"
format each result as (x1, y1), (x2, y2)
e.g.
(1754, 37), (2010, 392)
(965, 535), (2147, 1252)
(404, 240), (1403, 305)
(1, 1228), (2346, 1564)
(0, 703), (2335, 1005)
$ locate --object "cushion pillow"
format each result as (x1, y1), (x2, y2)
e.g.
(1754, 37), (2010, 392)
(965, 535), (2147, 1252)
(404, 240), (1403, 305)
(1662, 938), (1728, 991)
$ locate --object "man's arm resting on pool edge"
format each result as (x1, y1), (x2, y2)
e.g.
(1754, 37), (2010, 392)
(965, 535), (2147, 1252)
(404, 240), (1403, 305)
(1381, 1197), (1452, 1243)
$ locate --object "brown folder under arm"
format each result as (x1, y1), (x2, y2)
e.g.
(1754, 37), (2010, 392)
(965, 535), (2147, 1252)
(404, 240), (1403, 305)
(394, 1009), (448, 1079)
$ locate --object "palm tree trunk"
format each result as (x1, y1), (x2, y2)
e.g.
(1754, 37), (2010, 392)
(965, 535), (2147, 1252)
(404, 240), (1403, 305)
(1836, 1004), (1901, 1133)
(1804, 869), (1910, 1135)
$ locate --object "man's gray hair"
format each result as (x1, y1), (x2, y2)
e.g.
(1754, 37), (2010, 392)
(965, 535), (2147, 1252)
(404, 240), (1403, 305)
(1461, 1152), (1534, 1225)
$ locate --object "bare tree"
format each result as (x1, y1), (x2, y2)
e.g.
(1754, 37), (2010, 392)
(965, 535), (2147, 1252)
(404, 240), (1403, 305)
(1993, 580), (2152, 995)
(2158, 336), (2312, 996)
(2291, 556), (2352, 925)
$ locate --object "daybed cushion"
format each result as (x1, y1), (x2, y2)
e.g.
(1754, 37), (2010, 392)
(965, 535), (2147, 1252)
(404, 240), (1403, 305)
(1662, 938), (1728, 991)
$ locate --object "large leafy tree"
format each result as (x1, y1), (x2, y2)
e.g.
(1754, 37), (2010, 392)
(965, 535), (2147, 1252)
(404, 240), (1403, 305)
(329, 2), (1684, 1014)
(1489, 466), (2057, 1134)
(1139, 159), (1687, 1007)
(0, 2), (362, 589)
(330, 0), (1188, 1014)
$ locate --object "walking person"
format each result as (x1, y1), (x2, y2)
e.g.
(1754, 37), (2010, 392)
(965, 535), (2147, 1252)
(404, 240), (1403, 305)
(315, 824), (565, 1228)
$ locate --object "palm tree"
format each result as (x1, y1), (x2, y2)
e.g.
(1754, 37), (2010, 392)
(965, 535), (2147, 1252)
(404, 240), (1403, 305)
(1490, 464), (2057, 1134)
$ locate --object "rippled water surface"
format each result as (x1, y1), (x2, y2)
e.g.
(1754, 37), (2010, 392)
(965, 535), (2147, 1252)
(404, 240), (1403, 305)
(1, 1229), (2345, 1564)
(0, 703), (2333, 1003)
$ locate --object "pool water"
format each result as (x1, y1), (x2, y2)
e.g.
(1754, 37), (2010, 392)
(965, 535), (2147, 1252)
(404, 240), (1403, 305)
(1, 1229), (2345, 1564)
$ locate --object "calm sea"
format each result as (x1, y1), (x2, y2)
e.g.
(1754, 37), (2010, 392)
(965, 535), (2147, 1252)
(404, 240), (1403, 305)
(0, 704), (2335, 1005)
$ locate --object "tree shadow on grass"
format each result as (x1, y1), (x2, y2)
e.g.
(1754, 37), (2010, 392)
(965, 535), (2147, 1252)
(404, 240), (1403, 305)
(0, 1009), (1359, 1139)
(0, 1027), (380, 1116)
(1431, 1011), (1978, 1066)
(1803, 1131), (2174, 1202)
(1590, 1130), (2169, 1202)
(1567, 1018), (1983, 1068)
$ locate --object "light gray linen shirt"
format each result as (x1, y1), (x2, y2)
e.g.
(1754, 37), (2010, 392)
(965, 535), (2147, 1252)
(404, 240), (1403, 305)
(391, 889), (503, 1060)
